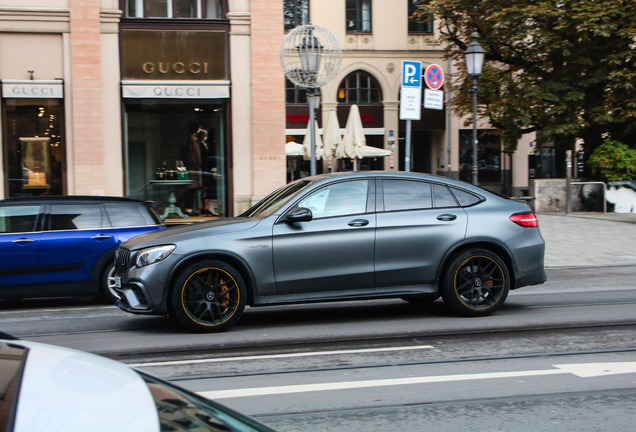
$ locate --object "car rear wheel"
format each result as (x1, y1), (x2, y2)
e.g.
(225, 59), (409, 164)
(171, 260), (246, 332)
(441, 249), (510, 316)
(101, 262), (120, 302)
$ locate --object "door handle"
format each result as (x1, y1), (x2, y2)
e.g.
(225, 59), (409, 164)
(348, 219), (369, 227)
(91, 234), (113, 240)
(436, 214), (457, 222)
(12, 238), (35, 245)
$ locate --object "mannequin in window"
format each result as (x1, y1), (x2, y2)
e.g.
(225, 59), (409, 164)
(183, 124), (205, 215)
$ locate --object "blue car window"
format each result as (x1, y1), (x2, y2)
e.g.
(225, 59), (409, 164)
(49, 204), (107, 230)
(383, 180), (432, 211)
(0, 206), (41, 233)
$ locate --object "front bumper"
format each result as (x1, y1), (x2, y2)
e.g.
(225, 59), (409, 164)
(114, 246), (172, 316)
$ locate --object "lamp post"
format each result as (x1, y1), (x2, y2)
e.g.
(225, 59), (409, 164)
(281, 25), (341, 176)
(299, 32), (322, 176)
(463, 31), (486, 185)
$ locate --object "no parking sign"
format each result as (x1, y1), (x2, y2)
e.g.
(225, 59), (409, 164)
(424, 64), (444, 90)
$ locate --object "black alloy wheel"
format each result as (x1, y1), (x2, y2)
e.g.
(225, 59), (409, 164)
(171, 260), (246, 332)
(442, 249), (510, 317)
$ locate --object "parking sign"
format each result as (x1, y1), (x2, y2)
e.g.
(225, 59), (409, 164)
(402, 61), (422, 88)
(400, 60), (422, 120)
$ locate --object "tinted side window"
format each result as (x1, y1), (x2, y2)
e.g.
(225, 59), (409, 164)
(105, 203), (153, 227)
(297, 180), (369, 218)
(0, 205), (41, 233)
(383, 180), (432, 211)
(433, 184), (458, 208)
(451, 188), (482, 207)
(49, 204), (106, 230)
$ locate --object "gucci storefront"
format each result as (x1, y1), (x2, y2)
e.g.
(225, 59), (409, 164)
(1, 80), (65, 197)
(121, 27), (231, 218)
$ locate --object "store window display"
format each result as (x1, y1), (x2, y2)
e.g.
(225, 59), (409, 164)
(125, 101), (227, 220)
(3, 99), (64, 197)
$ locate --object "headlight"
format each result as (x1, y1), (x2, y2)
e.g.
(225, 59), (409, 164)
(136, 245), (176, 268)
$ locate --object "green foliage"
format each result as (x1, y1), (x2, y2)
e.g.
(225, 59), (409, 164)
(587, 141), (636, 182)
(412, 0), (636, 156)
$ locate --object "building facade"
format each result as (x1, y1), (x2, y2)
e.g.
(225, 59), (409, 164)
(0, 0), (535, 218)
(0, 0), (286, 216)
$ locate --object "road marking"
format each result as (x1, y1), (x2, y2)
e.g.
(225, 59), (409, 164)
(129, 345), (434, 367)
(198, 361), (636, 399)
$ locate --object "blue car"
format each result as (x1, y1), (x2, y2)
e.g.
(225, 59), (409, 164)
(0, 196), (164, 301)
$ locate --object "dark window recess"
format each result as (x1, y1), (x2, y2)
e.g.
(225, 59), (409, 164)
(284, 0), (309, 32)
(337, 71), (382, 104)
(122, 0), (223, 19)
(408, 0), (433, 34)
(346, 0), (372, 33)
(459, 130), (501, 184)
(286, 78), (308, 104)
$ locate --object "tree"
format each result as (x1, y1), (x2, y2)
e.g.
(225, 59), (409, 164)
(588, 140), (636, 181)
(413, 0), (636, 163)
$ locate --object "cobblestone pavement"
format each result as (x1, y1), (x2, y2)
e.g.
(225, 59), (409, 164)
(537, 212), (636, 268)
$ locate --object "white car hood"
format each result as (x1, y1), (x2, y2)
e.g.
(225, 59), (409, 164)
(15, 341), (159, 432)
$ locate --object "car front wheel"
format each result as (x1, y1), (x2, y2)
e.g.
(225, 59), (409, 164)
(171, 260), (246, 332)
(101, 262), (120, 302)
(441, 249), (510, 316)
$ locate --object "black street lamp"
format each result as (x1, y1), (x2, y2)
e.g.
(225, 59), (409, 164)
(463, 31), (486, 185)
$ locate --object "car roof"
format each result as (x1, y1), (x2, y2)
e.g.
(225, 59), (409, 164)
(1, 338), (160, 432)
(302, 171), (489, 192)
(0, 195), (146, 205)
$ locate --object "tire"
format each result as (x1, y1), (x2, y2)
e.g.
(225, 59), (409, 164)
(171, 260), (246, 332)
(441, 249), (510, 317)
(101, 262), (120, 303)
(401, 294), (440, 304)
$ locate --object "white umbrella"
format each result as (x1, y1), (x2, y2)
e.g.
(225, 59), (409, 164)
(322, 109), (342, 171)
(340, 104), (366, 170)
(285, 141), (304, 156)
(302, 120), (323, 161)
(360, 145), (391, 157)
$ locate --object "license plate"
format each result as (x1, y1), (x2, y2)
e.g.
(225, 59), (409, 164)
(114, 276), (121, 288)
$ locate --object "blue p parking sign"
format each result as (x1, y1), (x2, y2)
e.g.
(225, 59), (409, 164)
(402, 61), (422, 88)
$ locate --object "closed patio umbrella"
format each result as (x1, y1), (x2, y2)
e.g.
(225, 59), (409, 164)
(340, 104), (366, 170)
(322, 109), (341, 171)
(302, 120), (324, 161)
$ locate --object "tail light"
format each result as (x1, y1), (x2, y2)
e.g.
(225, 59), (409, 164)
(510, 212), (538, 227)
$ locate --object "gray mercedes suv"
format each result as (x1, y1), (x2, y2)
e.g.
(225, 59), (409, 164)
(114, 172), (546, 332)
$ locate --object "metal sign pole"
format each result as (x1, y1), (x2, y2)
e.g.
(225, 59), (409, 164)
(405, 120), (412, 172)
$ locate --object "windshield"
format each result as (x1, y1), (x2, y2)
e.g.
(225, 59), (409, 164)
(242, 180), (313, 218)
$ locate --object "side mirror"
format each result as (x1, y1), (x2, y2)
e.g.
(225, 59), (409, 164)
(284, 207), (313, 223)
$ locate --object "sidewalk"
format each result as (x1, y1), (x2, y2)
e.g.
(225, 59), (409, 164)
(538, 212), (636, 268)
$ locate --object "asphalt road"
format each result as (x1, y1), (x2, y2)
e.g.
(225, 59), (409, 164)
(2, 266), (635, 431)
